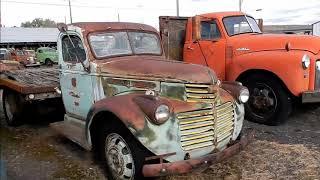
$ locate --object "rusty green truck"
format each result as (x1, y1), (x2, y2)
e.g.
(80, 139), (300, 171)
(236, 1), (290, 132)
(0, 22), (253, 179)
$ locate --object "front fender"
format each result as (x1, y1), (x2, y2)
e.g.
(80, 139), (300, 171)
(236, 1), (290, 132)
(86, 93), (222, 162)
(227, 50), (310, 96)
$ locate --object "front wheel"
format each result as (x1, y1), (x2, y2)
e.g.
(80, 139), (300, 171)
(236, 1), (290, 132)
(98, 122), (151, 179)
(242, 74), (292, 125)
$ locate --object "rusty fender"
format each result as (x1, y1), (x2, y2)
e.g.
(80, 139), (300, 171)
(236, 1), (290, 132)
(142, 130), (255, 177)
(85, 93), (206, 159)
(221, 81), (248, 101)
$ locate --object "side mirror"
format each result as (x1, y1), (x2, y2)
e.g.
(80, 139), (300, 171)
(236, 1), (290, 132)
(192, 16), (201, 41)
(57, 23), (68, 32)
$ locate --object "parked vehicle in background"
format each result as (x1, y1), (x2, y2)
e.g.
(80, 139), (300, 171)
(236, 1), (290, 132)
(0, 49), (12, 60)
(36, 47), (58, 65)
(24, 50), (37, 64)
(0, 22), (253, 179)
(11, 50), (27, 63)
(159, 11), (320, 125)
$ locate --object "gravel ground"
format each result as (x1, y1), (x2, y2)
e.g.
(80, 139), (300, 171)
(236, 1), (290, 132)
(1, 92), (320, 179)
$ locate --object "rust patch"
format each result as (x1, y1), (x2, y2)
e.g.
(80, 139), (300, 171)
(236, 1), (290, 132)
(69, 91), (80, 98)
(142, 130), (255, 177)
(71, 78), (77, 87)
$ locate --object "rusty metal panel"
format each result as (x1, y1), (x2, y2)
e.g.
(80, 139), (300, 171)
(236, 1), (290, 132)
(0, 67), (60, 94)
(98, 56), (214, 84)
(159, 16), (188, 61)
(142, 130), (255, 177)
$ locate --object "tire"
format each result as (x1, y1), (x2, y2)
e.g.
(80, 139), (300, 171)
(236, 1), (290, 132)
(242, 74), (292, 125)
(45, 59), (53, 66)
(2, 90), (26, 126)
(98, 121), (151, 180)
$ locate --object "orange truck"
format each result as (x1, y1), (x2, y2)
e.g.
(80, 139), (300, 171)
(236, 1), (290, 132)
(159, 11), (320, 125)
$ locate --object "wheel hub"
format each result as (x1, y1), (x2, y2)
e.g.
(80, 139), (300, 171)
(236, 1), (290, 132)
(248, 83), (278, 118)
(105, 133), (134, 180)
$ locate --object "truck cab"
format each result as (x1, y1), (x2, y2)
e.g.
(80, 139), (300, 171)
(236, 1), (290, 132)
(160, 12), (320, 125)
(48, 22), (252, 178)
(0, 22), (253, 179)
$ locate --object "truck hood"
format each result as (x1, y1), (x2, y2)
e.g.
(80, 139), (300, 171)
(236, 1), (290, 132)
(97, 56), (216, 84)
(230, 34), (320, 55)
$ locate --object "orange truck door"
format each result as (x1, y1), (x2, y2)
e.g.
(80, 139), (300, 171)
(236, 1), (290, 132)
(185, 20), (227, 80)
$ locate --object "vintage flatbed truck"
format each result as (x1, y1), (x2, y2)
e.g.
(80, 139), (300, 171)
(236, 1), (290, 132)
(159, 12), (320, 125)
(0, 22), (253, 179)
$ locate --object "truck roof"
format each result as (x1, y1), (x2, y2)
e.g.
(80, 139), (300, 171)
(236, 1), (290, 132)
(70, 22), (158, 33)
(200, 11), (245, 19)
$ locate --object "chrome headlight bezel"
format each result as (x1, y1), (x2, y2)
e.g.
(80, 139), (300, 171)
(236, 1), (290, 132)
(302, 54), (311, 69)
(239, 88), (249, 103)
(154, 104), (170, 125)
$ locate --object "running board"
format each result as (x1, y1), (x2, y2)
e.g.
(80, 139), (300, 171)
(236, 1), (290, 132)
(50, 120), (91, 151)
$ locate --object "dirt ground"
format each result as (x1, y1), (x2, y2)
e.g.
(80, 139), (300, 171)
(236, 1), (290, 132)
(1, 92), (320, 179)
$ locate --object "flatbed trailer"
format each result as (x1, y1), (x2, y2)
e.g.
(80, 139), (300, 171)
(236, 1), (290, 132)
(0, 67), (62, 126)
(0, 67), (61, 100)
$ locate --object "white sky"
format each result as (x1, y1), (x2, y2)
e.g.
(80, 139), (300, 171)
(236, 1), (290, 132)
(1, 0), (320, 28)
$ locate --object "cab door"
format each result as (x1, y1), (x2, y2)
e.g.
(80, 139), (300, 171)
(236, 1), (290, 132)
(198, 20), (226, 80)
(59, 34), (94, 120)
(185, 20), (227, 80)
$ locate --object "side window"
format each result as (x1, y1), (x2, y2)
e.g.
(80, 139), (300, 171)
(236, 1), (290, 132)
(38, 50), (43, 53)
(201, 21), (221, 40)
(62, 35), (86, 62)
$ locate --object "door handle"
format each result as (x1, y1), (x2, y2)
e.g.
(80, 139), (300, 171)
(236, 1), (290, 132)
(187, 46), (194, 50)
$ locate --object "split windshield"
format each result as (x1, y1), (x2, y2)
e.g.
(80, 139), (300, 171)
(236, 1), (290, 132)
(89, 31), (161, 58)
(223, 15), (261, 36)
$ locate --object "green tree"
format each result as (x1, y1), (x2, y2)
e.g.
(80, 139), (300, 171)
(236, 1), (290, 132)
(21, 18), (56, 28)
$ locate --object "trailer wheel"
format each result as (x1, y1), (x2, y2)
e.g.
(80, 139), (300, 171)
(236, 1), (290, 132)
(98, 122), (150, 179)
(2, 90), (26, 126)
(242, 74), (292, 125)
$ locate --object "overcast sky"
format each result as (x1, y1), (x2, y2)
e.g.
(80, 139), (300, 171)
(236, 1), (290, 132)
(1, 0), (320, 28)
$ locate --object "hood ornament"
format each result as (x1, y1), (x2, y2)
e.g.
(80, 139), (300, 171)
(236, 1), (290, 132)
(236, 47), (250, 51)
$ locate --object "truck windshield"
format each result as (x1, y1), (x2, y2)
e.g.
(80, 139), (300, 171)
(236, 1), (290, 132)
(223, 16), (261, 36)
(89, 31), (161, 58)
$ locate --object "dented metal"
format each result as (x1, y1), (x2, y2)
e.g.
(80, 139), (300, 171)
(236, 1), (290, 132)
(52, 22), (250, 177)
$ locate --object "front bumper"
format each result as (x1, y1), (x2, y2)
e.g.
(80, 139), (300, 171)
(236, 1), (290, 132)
(302, 91), (320, 103)
(142, 130), (255, 177)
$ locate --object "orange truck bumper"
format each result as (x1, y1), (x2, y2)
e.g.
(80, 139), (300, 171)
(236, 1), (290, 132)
(142, 130), (255, 177)
(302, 91), (320, 103)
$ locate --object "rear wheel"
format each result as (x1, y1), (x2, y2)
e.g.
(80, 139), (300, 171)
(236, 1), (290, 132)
(98, 121), (151, 179)
(45, 58), (53, 66)
(2, 90), (26, 126)
(242, 74), (292, 125)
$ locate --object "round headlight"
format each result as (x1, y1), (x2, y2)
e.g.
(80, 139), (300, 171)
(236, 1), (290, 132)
(239, 88), (249, 103)
(316, 61), (320, 71)
(302, 54), (310, 69)
(154, 104), (170, 124)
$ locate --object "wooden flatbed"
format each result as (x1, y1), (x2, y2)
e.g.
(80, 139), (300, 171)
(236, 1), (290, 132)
(0, 67), (61, 99)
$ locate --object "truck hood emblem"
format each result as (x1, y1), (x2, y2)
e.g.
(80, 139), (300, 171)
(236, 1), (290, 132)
(236, 48), (250, 51)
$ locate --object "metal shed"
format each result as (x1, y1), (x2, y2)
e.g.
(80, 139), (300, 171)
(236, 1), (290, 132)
(0, 27), (59, 48)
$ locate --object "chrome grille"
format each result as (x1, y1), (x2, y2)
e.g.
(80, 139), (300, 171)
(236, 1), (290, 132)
(185, 84), (217, 103)
(216, 102), (235, 143)
(177, 102), (235, 151)
(177, 108), (215, 151)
